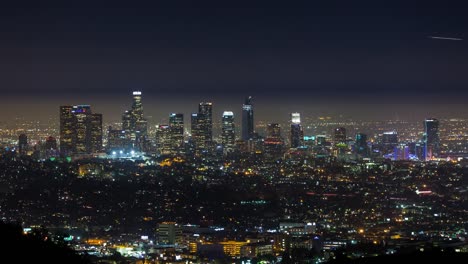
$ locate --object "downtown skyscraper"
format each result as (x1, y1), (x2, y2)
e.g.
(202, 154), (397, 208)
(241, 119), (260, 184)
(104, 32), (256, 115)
(242, 96), (254, 141)
(290, 112), (304, 148)
(59, 105), (103, 156)
(424, 118), (440, 160)
(169, 113), (184, 154)
(121, 91), (148, 151)
(222, 111), (235, 154)
(191, 102), (213, 155)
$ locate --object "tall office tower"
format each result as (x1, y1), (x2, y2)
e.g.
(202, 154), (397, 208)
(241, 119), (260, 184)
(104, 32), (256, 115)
(424, 118), (440, 160)
(264, 123), (284, 160)
(222, 111), (235, 154)
(381, 130), (398, 154)
(157, 222), (182, 245)
(333, 127), (347, 145)
(191, 113), (203, 154)
(155, 125), (172, 155)
(18, 134), (28, 156)
(72, 105), (92, 153)
(121, 91), (148, 151)
(169, 113), (184, 154)
(89, 113), (103, 153)
(131, 91), (143, 121)
(355, 133), (369, 156)
(108, 129), (131, 151)
(290, 112), (304, 148)
(198, 102), (213, 144)
(60, 105), (103, 156)
(242, 96), (254, 141)
(60, 105), (76, 156)
(122, 110), (132, 132)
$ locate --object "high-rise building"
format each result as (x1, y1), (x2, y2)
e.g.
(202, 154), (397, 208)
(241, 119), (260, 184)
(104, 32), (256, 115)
(60, 105), (103, 156)
(198, 102), (213, 144)
(222, 111), (235, 154)
(169, 113), (184, 154)
(381, 131), (398, 154)
(290, 113), (304, 148)
(107, 129), (131, 151)
(355, 133), (368, 157)
(157, 222), (182, 245)
(131, 91), (143, 121)
(264, 123), (284, 160)
(424, 118), (440, 160)
(242, 96), (254, 141)
(72, 105), (92, 153)
(122, 110), (132, 133)
(18, 134), (28, 156)
(89, 113), (103, 153)
(191, 113), (203, 155)
(191, 102), (213, 155)
(60, 105), (76, 156)
(333, 127), (346, 145)
(121, 91), (147, 151)
(156, 125), (172, 155)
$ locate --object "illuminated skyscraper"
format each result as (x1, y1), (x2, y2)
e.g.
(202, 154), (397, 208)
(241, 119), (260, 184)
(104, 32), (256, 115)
(264, 123), (284, 160)
(222, 111), (235, 154)
(191, 113), (203, 155)
(156, 125), (172, 155)
(242, 96), (254, 141)
(122, 110), (132, 133)
(290, 112), (303, 148)
(60, 105), (103, 155)
(424, 118), (440, 160)
(198, 102), (213, 144)
(333, 127), (346, 145)
(191, 102), (213, 155)
(72, 105), (92, 153)
(355, 133), (369, 157)
(60, 105), (76, 156)
(131, 91), (143, 121)
(169, 113), (184, 154)
(18, 134), (28, 156)
(121, 91), (147, 151)
(89, 113), (103, 153)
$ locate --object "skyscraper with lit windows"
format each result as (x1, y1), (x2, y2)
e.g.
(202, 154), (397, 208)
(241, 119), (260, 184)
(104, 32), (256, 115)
(242, 96), (254, 141)
(222, 111), (235, 154)
(191, 102), (213, 155)
(60, 105), (102, 155)
(169, 113), (184, 154)
(60, 105), (76, 156)
(424, 118), (440, 160)
(290, 112), (304, 148)
(121, 91), (148, 151)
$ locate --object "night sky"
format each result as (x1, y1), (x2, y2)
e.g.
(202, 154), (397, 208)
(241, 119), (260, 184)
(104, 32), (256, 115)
(1, 1), (467, 122)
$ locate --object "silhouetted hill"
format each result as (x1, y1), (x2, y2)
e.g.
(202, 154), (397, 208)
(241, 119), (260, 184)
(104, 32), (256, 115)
(328, 249), (468, 264)
(0, 222), (90, 263)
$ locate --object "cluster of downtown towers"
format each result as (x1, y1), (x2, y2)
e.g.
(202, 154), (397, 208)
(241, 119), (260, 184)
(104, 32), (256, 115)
(59, 91), (260, 157)
(59, 91), (440, 160)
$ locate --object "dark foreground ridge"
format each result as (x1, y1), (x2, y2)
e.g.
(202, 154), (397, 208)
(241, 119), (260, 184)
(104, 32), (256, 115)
(0, 222), (90, 264)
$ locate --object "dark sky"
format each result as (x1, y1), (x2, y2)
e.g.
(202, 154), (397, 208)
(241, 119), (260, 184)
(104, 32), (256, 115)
(1, 1), (467, 122)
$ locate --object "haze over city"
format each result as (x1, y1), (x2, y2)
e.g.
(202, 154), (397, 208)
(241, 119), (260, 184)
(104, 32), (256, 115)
(1, 1), (467, 122)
